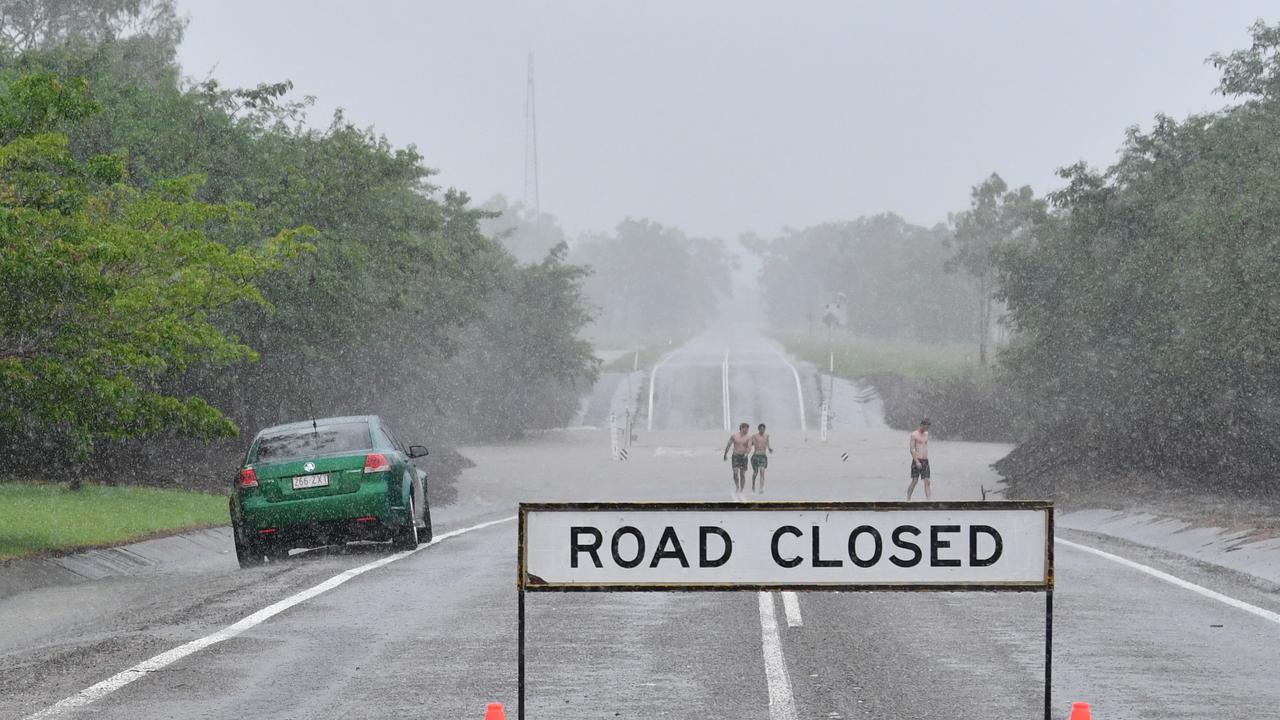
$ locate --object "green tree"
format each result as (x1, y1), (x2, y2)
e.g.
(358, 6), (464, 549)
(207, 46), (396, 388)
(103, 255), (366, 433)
(0, 24), (600, 484)
(438, 243), (599, 438)
(947, 173), (1042, 365)
(0, 73), (308, 466)
(0, 0), (183, 53)
(572, 218), (730, 333)
(1210, 20), (1280, 100)
(479, 194), (569, 264)
(997, 21), (1280, 488)
(758, 214), (977, 343)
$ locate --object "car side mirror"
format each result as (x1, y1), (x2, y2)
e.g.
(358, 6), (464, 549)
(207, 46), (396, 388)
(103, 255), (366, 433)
(408, 445), (429, 458)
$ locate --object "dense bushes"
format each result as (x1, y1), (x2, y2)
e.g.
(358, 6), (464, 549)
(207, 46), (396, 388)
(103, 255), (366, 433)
(780, 23), (1280, 498)
(995, 22), (1280, 491)
(870, 371), (1023, 443)
(0, 30), (596, 485)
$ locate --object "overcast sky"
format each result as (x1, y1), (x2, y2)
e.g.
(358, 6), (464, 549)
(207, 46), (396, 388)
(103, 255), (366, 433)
(176, 1), (1275, 238)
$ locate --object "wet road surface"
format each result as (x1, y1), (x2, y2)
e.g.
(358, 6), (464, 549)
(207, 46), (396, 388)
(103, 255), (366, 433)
(4, 327), (1279, 719)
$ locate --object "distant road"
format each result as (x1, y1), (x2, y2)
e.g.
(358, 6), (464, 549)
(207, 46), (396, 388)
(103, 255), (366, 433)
(647, 323), (812, 433)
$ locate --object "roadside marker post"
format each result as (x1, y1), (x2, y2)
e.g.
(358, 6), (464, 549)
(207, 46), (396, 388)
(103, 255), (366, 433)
(609, 413), (620, 461)
(820, 400), (829, 442)
(516, 501), (1055, 719)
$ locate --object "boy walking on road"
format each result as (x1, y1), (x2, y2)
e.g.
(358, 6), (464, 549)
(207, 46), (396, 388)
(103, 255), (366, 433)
(750, 423), (772, 494)
(908, 418), (931, 500)
(724, 423), (751, 495)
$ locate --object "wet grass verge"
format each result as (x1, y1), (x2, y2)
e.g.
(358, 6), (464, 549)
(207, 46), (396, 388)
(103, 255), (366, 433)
(0, 482), (228, 561)
(773, 330), (1021, 441)
(772, 330), (976, 379)
(996, 449), (1280, 539)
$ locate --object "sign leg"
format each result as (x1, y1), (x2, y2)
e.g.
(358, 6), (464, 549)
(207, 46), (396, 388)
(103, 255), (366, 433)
(1044, 588), (1053, 720)
(519, 588), (526, 720)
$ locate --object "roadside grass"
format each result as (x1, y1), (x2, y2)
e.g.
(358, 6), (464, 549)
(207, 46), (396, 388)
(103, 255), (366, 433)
(773, 329), (978, 379)
(0, 482), (228, 561)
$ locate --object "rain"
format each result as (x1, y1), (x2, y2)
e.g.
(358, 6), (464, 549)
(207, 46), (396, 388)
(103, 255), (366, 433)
(2, 2), (1280, 719)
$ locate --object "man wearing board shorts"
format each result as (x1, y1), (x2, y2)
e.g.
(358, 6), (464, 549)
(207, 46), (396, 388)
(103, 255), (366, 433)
(723, 423), (752, 495)
(750, 423), (772, 494)
(907, 417), (932, 501)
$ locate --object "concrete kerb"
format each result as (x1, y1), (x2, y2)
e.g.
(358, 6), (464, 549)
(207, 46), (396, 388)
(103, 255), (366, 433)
(0, 526), (233, 600)
(1056, 509), (1280, 588)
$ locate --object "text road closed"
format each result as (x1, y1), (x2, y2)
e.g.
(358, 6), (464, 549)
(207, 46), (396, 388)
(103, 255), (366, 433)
(522, 505), (1049, 589)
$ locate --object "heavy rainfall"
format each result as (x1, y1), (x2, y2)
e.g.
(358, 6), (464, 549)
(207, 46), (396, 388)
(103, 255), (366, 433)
(2, 2), (1280, 719)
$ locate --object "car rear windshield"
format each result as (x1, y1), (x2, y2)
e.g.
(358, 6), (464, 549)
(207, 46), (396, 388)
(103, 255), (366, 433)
(252, 423), (372, 463)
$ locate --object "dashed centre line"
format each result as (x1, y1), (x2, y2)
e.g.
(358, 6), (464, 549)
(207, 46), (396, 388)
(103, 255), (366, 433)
(781, 591), (803, 627)
(757, 591), (800, 720)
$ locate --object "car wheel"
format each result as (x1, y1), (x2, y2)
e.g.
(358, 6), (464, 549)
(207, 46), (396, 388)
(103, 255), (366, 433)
(235, 530), (265, 569)
(420, 503), (433, 544)
(391, 498), (419, 551)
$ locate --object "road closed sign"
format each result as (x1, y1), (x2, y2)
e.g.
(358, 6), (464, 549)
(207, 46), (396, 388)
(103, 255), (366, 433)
(519, 502), (1052, 591)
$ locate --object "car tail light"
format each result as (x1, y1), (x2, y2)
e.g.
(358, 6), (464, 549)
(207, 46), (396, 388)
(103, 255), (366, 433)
(364, 453), (391, 473)
(238, 468), (258, 488)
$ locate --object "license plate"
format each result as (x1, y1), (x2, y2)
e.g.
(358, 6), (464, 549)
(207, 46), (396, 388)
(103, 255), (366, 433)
(292, 473), (329, 490)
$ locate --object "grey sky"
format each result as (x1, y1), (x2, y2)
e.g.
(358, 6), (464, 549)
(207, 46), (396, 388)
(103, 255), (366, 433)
(176, 1), (1274, 238)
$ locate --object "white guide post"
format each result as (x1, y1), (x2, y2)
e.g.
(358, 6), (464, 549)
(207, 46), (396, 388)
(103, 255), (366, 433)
(609, 412), (620, 460)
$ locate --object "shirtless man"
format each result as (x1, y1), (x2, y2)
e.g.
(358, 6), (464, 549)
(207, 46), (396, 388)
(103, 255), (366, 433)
(723, 422), (751, 495)
(907, 417), (931, 501)
(750, 423), (772, 494)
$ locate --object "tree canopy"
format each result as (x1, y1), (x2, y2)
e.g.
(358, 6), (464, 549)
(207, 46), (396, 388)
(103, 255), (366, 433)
(0, 73), (309, 458)
(572, 218), (731, 334)
(947, 173), (1043, 364)
(757, 213), (978, 343)
(996, 20), (1280, 486)
(0, 27), (598, 481)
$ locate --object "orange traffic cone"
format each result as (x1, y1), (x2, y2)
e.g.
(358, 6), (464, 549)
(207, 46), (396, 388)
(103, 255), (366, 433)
(484, 703), (506, 720)
(1068, 702), (1091, 720)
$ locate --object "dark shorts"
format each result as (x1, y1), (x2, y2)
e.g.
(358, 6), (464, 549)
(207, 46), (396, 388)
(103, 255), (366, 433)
(732, 453), (748, 469)
(911, 459), (931, 480)
(751, 454), (768, 470)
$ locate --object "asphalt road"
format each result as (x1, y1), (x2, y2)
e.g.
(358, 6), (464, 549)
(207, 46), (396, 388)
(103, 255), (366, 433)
(648, 322), (812, 433)
(4, 326), (1280, 719)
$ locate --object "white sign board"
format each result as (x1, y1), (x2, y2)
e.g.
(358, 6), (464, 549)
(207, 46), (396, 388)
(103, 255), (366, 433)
(520, 502), (1051, 591)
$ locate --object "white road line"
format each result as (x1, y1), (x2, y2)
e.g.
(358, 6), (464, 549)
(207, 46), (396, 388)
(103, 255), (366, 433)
(722, 351), (732, 431)
(24, 516), (517, 720)
(757, 591), (799, 720)
(780, 591), (803, 627)
(774, 352), (807, 432)
(646, 351), (676, 431)
(1056, 537), (1280, 626)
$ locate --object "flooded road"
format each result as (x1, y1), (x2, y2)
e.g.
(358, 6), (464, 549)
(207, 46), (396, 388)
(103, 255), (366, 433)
(4, 327), (1279, 720)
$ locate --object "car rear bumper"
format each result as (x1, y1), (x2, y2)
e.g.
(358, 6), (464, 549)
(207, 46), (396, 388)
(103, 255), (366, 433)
(239, 482), (406, 538)
(251, 515), (398, 547)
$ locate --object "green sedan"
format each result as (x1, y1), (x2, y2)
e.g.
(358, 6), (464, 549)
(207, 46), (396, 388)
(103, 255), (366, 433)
(229, 415), (433, 568)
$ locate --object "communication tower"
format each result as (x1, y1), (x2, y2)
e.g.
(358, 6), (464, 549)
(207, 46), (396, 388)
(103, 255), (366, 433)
(524, 52), (540, 213)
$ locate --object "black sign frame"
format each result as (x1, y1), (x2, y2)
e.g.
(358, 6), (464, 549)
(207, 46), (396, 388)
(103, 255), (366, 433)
(516, 500), (1055, 720)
